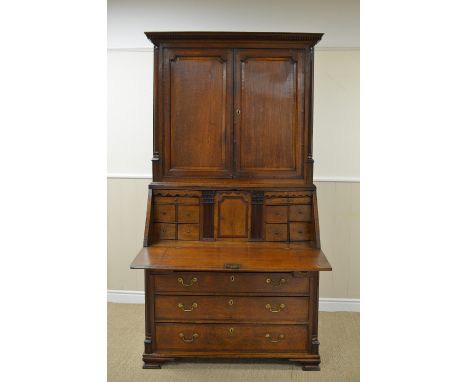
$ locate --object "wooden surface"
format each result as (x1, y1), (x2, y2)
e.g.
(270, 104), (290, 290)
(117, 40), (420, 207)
(131, 242), (331, 272)
(153, 295), (309, 322)
(234, 49), (303, 178)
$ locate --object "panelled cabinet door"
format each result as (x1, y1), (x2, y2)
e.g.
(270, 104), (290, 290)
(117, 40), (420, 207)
(162, 48), (233, 178)
(233, 49), (305, 179)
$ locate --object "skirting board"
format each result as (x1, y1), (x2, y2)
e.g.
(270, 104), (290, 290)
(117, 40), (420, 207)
(107, 290), (360, 312)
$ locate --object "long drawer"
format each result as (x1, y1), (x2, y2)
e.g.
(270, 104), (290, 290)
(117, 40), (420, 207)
(154, 323), (308, 352)
(153, 272), (309, 294)
(155, 295), (308, 322)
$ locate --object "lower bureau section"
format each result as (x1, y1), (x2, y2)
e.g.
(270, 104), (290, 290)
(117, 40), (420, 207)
(154, 323), (308, 353)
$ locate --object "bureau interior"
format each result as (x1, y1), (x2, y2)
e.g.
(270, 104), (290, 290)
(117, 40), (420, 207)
(147, 190), (320, 245)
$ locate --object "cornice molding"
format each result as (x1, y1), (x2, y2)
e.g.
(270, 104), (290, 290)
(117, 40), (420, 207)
(144, 31), (323, 46)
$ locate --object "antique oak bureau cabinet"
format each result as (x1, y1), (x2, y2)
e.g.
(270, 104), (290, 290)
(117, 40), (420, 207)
(130, 32), (331, 371)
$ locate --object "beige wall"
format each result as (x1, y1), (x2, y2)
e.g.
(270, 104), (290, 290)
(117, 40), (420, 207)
(107, 2), (360, 298)
(108, 178), (360, 299)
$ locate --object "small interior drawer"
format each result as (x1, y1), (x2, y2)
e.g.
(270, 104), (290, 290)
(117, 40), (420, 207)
(153, 223), (176, 240)
(155, 196), (199, 205)
(288, 205), (311, 222)
(288, 197), (311, 204)
(178, 205), (199, 223)
(289, 222), (311, 241)
(154, 204), (176, 222)
(265, 205), (288, 223)
(178, 224), (199, 240)
(265, 224), (288, 241)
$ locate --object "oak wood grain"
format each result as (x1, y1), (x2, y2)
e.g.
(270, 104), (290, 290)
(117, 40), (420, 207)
(131, 244), (331, 272)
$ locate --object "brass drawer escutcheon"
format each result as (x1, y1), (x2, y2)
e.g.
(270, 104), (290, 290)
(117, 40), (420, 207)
(228, 299), (234, 305)
(177, 302), (198, 312)
(179, 332), (199, 343)
(265, 303), (286, 312)
(177, 277), (198, 287)
(265, 333), (285, 343)
(266, 277), (287, 286)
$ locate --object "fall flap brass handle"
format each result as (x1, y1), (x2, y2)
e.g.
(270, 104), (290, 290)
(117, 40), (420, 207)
(178, 302), (198, 312)
(178, 277), (198, 287)
(265, 333), (284, 343)
(179, 332), (199, 343)
(266, 277), (287, 286)
(265, 303), (286, 312)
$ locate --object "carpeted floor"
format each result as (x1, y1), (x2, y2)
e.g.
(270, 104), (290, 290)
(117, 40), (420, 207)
(108, 303), (359, 382)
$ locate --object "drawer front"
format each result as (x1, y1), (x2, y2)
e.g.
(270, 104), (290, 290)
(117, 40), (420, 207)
(155, 323), (308, 352)
(177, 224), (200, 240)
(178, 205), (199, 223)
(155, 196), (199, 205)
(289, 222), (311, 241)
(155, 295), (308, 322)
(289, 197), (311, 204)
(153, 272), (309, 294)
(265, 205), (288, 223)
(154, 204), (176, 222)
(264, 197), (288, 205)
(288, 205), (311, 222)
(265, 224), (288, 241)
(153, 223), (176, 239)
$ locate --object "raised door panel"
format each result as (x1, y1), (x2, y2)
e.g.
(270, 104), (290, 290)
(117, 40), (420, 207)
(163, 48), (233, 178)
(215, 192), (251, 240)
(234, 49), (304, 179)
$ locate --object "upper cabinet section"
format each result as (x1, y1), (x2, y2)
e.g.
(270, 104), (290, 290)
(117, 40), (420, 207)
(147, 32), (323, 185)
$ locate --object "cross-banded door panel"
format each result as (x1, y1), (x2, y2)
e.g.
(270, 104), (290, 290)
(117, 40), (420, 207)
(162, 48), (233, 178)
(234, 49), (305, 179)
